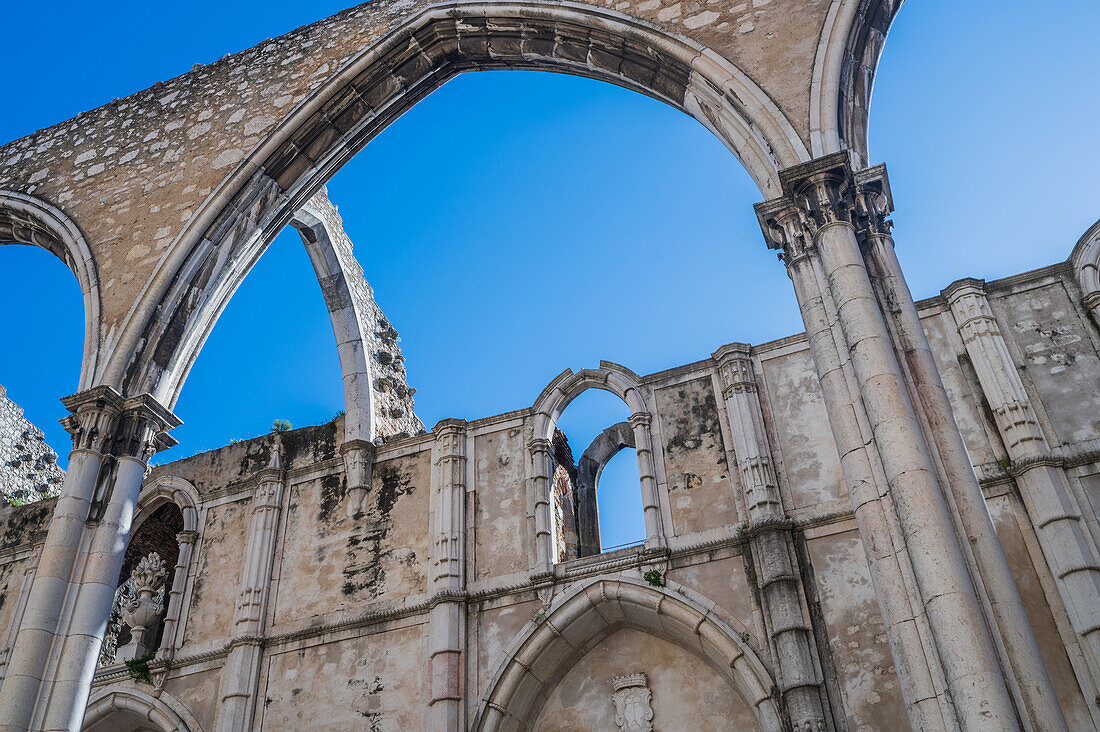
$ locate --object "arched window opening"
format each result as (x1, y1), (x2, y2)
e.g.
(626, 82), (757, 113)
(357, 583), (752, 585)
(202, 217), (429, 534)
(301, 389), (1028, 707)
(552, 389), (644, 560)
(99, 502), (183, 666)
(0, 244), (83, 501)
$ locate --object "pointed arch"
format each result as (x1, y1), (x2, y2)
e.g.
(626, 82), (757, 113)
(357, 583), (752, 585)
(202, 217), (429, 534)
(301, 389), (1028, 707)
(809, 0), (904, 166)
(473, 575), (781, 730)
(110, 0), (810, 407)
(1070, 216), (1100, 321)
(135, 475), (199, 535)
(527, 363), (669, 566)
(82, 684), (202, 732)
(0, 190), (103, 389)
(531, 361), (648, 441)
(129, 475), (201, 658)
(289, 198), (377, 444)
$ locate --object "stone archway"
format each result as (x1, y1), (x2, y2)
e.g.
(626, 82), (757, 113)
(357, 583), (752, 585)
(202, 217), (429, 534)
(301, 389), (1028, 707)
(0, 190), (103, 390)
(528, 363), (668, 567)
(82, 685), (202, 732)
(112, 0), (811, 407)
(473, 575), (782, 730)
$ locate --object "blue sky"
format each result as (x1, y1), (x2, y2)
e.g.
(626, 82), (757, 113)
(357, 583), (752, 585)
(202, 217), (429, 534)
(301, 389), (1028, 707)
(2, 1), (1098, 547)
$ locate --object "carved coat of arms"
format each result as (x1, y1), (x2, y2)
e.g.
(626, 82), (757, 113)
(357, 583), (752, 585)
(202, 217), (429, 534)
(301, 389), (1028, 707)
(611, 672), (654, 731)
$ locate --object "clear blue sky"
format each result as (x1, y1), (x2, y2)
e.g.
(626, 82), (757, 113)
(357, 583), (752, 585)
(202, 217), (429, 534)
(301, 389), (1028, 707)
(2, 2), (1098, 547)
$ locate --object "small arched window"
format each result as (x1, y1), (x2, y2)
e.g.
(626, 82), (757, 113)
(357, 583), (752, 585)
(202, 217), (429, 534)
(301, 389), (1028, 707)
(530, 366), (666, 569)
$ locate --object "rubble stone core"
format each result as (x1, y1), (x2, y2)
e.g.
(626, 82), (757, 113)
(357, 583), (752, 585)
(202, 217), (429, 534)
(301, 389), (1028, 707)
(0, 1), (1099, 730)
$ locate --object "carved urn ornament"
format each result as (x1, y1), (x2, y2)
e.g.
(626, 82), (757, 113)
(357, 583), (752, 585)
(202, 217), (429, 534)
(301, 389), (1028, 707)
(117, 552), (168, 661)
(611, 672), (654, 731)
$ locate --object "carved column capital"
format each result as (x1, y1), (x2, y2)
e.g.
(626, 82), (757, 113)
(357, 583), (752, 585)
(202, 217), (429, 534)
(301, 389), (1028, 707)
(626, 412), (652, 430)
(60, 386), (125, 455)
(712, 343), (756, 397)
(528, 437), (552, 456)
(757, 153), (895, 263)
(175, 530), (198, 546)
(61, 387), (180, 461)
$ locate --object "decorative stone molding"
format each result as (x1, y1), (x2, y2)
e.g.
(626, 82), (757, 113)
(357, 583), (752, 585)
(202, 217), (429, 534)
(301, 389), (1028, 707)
(60, 387), (180, 459)
(712, 344), (781, 520)
(432, 419), (467, 590)
(234, 441), (284, 631)
(611, 672), (654, 732)
(341, 438), (374, 518)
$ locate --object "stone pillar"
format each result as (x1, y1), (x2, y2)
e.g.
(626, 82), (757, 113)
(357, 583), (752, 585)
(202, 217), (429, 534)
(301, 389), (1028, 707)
(627, 412), (665, 549)
(429, 420), (468, 730)
(714, 344), (829, 732)
(944, 278), (1100, 687)
(856, 165), (1064, 731)
(528, 437), (554, 570)
(757, 152), (1017, 731)
(0, 387), (178, 732)
(215, 441), (286, 732)
(157, 528), (198, 659)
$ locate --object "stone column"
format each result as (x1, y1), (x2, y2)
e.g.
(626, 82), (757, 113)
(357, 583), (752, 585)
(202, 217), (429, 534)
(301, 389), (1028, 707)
(0, 387), (178, 732)
(429, 420), (468, 730)
(627, 412), (665, 549)
(757, 151), (1017, 731)
(215, 441), (286, 732)
(157, 528), (198, 659)
(855, 165), (1064, 731)
(758, 190), (949, 730)
(944, 278), (1100, 687)
(528, 437), (554, 570)
(714, 344), (829, 732)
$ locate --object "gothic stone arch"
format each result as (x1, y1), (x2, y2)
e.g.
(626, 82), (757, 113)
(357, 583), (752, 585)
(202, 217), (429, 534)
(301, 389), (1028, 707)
(0, 190), (103, 390)
(1071, 216), (1100, 323)
(575, 421), (636, 555)
(83, 685), (202, 732)
(473, 575), (782, 730)
(3, 3), (1073, 731)
(97, 0), (816, 408)
(528, 363), (669, 567)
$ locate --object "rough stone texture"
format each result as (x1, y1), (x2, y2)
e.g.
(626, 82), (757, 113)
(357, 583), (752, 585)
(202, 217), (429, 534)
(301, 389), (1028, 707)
(0, 386), (65, 504)
(299, 189), (423, 441)
(653, 377), (736, 534)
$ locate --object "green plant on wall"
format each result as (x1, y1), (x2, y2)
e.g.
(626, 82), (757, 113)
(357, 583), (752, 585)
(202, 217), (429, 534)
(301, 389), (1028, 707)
(272, 419), (292, 433)
(124, 651), (155, 684)
(643, 569), (665, 588)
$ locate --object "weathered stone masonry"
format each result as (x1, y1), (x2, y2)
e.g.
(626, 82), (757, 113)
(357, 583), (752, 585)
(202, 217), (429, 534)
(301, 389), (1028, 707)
(0, 0), (1099, 729)
(0, 387), (64, 505)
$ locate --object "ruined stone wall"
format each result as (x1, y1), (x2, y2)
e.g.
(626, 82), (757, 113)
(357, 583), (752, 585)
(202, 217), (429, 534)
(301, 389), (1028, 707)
(0, 258), (1096, 729)
(0, 385), (64, 504)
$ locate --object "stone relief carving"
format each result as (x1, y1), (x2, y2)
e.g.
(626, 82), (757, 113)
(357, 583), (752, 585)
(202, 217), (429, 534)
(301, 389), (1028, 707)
(117, 552), (168, 662)
(611, 672), (654, 732)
